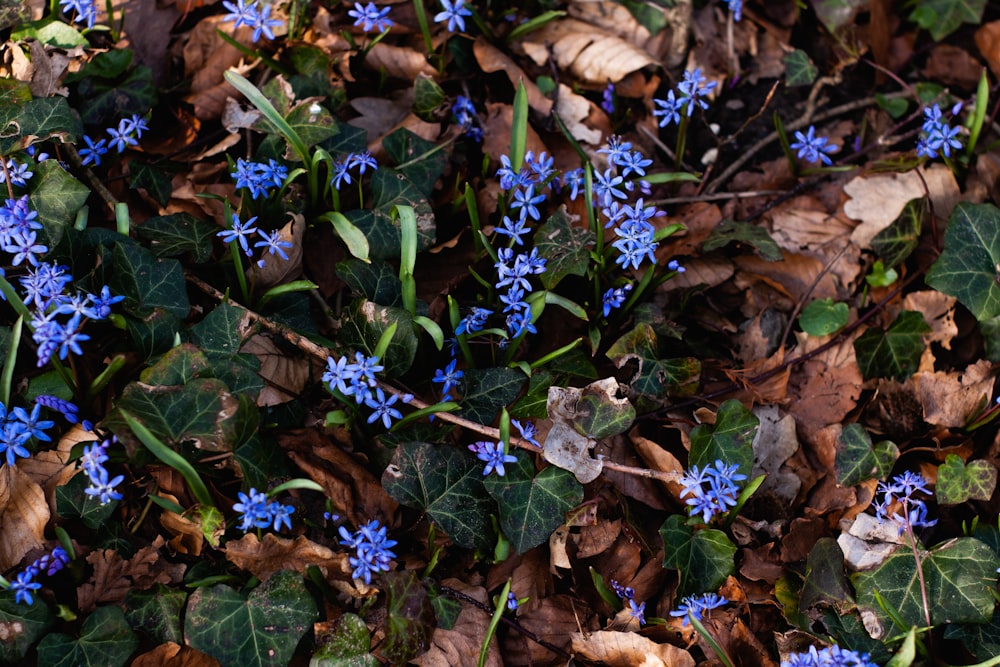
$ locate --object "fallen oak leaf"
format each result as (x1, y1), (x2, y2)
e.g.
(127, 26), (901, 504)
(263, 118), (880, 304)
(224, 532), (352, 582)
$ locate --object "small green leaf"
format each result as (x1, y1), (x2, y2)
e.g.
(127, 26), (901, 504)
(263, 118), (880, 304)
(0, 588), (54, 662)
(285, 99), (338, 148)
(853, 537), (1000, 634)
(834, 423), (898, 487)
(875, 93), (909, 120)
(382, 571), (436, 664)
(660, 515), (737, 596)
(413, 74), (446, 121)
(866, 259), (898, 287)
(871, 198), (925, 268)
(191, 302), (252, 359)
(382, 441), (495, 550)
(936, 454), (998, 505)
(322, 211), (371, 263)
(459, 367), (525, 426)
(909, 0), (986, 41)
(56, 470), (118, 529)
(483, 451), (583, 554)
(854, 311), (929, 381)
(37, 605), (138, 667)
(534, 208), (595, 290)
(12, 17), (87, 48)
(702, 220), (783, 261)
(339, 300), (416, 378)
(784, 49), (817, 87)
(689, 399), (758, 474)
(135, 213), (217, 262)
(926, 203), (1000, 321)
(29, 160), (88, 246)
(124, 585), (186, 645)
(128, 161), (176, 208)
(572, 377), (634, 439)
(111, 241), (190, 319)
(812, 0), (866, 33)
(185, 571), (318, 667)
(799, 298), (849, 336)
(312, 613), (378, 666)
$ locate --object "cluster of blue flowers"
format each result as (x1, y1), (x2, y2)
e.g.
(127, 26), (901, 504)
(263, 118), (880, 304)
(453, 96), (482, 142)
(231, 158), (288, 199)
(610, 579), (647, 625)
(873, 470), (937, 534)
(468, 440), (517, 477)
(678, 460), (747, 524)
(331, 151), (378, 191)
(670, 592), (728, 626)
(1, 195), (46, 270)
(653, 68), (718, 127)
(58, 0), (97, 29)
(232, 487), (295, 531)
(78, 115), (149, 167)
(339, 519), (397, 584)
(781, 645), (878, 667)
(0, 400), (56, 467)
(790, 125), (838, 165)
(7, 545), (70, 605)
(217, 213), (293, 268)
(917, 103), (962, 159)
(601, 81), (616, 115)
(80, 436), (125, 505)
(724, 0), (743, 21)
(222, 0), (283, 42)
(323, 352), (411, 429)
(348, 2), (393, 32)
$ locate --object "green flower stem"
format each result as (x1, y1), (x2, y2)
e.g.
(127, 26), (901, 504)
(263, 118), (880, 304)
(0, 315), (22, 407)
(478, 579), (510, 667)
(688, 613), (734, 667)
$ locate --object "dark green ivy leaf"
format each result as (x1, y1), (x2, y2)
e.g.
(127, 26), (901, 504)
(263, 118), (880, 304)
(702, 220), (783, 261)
(784, 49), (818, 87)
(312, 613), (378, 666)
(29, 160), (89, 246)
(339, 300), (417, 378)
(0, 587), (55, 664)
(382, 571), (435, 664)
(853, 310), (929, 381)
(660, 514), (737, 596)
(688, 399), (758, 474)
(37, 605), (137, 667)
(128, 162), (175, 208)
(459, 367), (525, 425)
(1, 96), (82, 154)
(56, 470), (118, 529)
(111, 241), (190, 319)
(926, 202), (1000, 321)
(534, 208), (595, 290)
(135, 213), (217, 262)
(834, 423), (898, 487)
(336, 258), (402, 306)
(382, 128), (448, 196)
(871, 198), (925, 269)
(124, 585), (186, 645)
(936, 454), (998, 505)
(909, 0), (986, 41)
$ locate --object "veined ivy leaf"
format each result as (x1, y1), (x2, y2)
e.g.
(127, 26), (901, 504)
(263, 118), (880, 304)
(871, 198), (925, 269)
(660, 514), (737, 596)
(111, 241), (190, 319)
(909, 0), (986, 41)
(135, 213), (216, 262)
(606, 323), (701, 406)
(124, 308), (184, 360)
(534, 208), (595, 290)
(412, 74), (446, 121)
(56, 470), (118, 529)
(484, 451), (583, 554)
(853, 537), (1000, 634)
(339, 300), (416, 378)
(2, 96), (81, 153)
(834, 424), (898, 487)
(37, 605), (137, 667)
(943, 608), (1000, 662)
(285, 99), (338, 149)
(124, 585), (186, 645)
(185, 571), (318, 667)
(572, 376), (634, 439)
(371, 168), (435, 253)
(799, 298), (849, 336)
(936, 454), (997, 505)
(0, 588), (55, 663)
(926, 202), (1000, 321)
(191, 302), (252, 359)
(336, 258), (402, 306)
(139, 343), (210, 386)
(312, 613), (378, 667)
(784, 49), (817, 87)
(382, 571), (435, 664)
(702, 220), (782, 261)
(854, 310), (929, 381)
(382, 128), (447, 196)
(382, 441), (495, 550)
(798, 538), (854, 613)
(30, 160), (88, 246)
(689, 399), (758, 474)
(459, 367), (525, 426)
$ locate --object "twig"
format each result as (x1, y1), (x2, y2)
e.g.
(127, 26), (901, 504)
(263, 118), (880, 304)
(61, 143), (120, 213)
(649, 189), (788, 207)
(778, 243), (851, 350)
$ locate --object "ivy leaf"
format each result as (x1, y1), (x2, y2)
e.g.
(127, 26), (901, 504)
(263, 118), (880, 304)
(124, 584), (186, 645)
(135, 213), (217, 262)
(111, 241), (190, 319)
(56, 471), (118, 529)
(128, 161), (175, 208)
(412, 74), (446, 121)
(799, 298), (849, 336)
(339, 300), (417, 378)
(784, 49), (817, 87)
(285, 99), (338, 148)
(689, 399), (758, 473)
(572, 377), (635, 439)
(871, 198), (925, 269)
(382, 128), (447, 196)
(312, 613), (378, 666)
(459, 367), (525, 425)
(534, 208), (595, 290)
(233, 435), (288, 492)
(29, 160), (89, 246)
(854, 311), (929, 381)
(0, 588), (55, 664)
(936, 454), (998, 505)
(2, 96), (81, 153)
(382, 441), (495, 550)
(853, 537), (1000, 634)
(191, 302), (252, 359)
(702, 220), (783, 261)
(484, 451), (583, 554)
(382, 571), (435, 664)
(798, 538), (854, 613)
(336, 258), (403, 306)
(371, 168), (435, 254)
(124, 308), (184, 360)
(184, 571), (318, 667)
(660, 515), (737, 596)
(926, 202), (1000, 321)
(834, 424), (898, 487)
(37, 605), (138, 667)
(909, 0), (986, 41)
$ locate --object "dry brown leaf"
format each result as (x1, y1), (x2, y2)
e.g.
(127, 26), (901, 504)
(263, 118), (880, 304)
(473, 39), (553, 116)
(844, 165), (962, 247)
(913, 359), (994, 428)
(902, 290), (956, 350)
(629, 428), (685, 498)
(159, 499), (208, 556)
(0, 465), (49, 571)
(660, 256), (734, 293)
(19, 423), (90, 514)
(787, 332), (863, 448)
(78, 538), (184, 612)
(554, 82), (605, 145)
(482, 102), (547, 171)
(595, 435), (669, 510)
(182, 18), (257, 120)
(131, 642), (221, 667)
(567, 0), (691, 68)
(571, 630), (695, 667)
(770, 205), (863, 296)
(412, 579), (501, 667)
(251, 213), (303, 291)
(240, 334), (311, 406)
(363, 42), (436, 80)
(348, 95), (413, 143)
(224, 533), (352, 581)
(752, 406), (802, 503)
(502, 595), (598, 665)
(922, 44), (983, 89)
(734, 251), (842, 303)
(976, 21), (1000, 79)
(577, 518), (622, 559)
(25, 41), (70, 98)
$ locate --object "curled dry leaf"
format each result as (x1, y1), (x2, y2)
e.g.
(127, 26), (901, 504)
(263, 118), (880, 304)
(182, 17), (257, 119)
(473, 38), (553, 116)
(131, 642), (222, 667)
(628, 428), (685, 498)
(752, 406), (802, 504)
(519, 18), (658, 86)
(770, 205), (863, 295)
(567, 0), (691, 68)
(224, 532), (352, 582)
(159, 496), (207, 556)
(241, 334), (312, 407)
(571, 630), (695, 667)
(363, 42), (436, 80)
(19, 423), (91, 514)
(913, 359), (994, 428)
(412, 578), (501, 667)
(0, 465), (49, 571)
(251, 213), (304, 291)
(554, 83), (605, 145)
(787, 331), (863, 448)
(78, 537), (184, 612)
(975, 20), (1000, 79)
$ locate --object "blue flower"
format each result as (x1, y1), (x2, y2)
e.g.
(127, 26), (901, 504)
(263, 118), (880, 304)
(233, 488), (272, 530)
(601, 81), (615, 114)
(506, 309), (536, 337)
(594, 168), (627, 207)
(456, 307), (492, 336)
(88, 285), (125, 319)
(79, 135), (108, 166)
(471, 440), (517, 477)
(218, 213), (258, 256)
(250, 3), (281, 41)
(670, 593), (727, 626)
(364, 387), (402, 429)
(562, 168), (585, 200)
(11, 570), (41, 605)
(348, 151), (378, 174)
(780, 645), (878, 667)
(677, 68), (717, 116)
(35, 395), (79, 423)
(83, 466), (125, 505)
(254, 229), (293, 261)
(874, 471), (937, 533)
(507, 591), (519, 610)
(348, 2), (393, 32)
(790, 125), (837, 165)
(432, 359), (464, 395)
(726, 0), (742, 21)
(510, 184), (546, 221)
(628, 599), (646, 625)
(331, 157), (353, 190)
(323, 355), (356, 395)
(5, 231), (47, 267)
(107, 119), (139, 153)
(653, 90), (683, 127)
(616, 150), (652, 178)
(512, 419), (540, 447)
(2, 159), (33, 187)
(58, 0), (97, 28)
(602, 283), (633, 317)
(434, 0), (472, 33)
(678, 460), (746, 524)
(496, 215), (530, 246)
(222, 0), (257, 27)
(12, 404), (54, 442)
(340, 519), (397, 584)
(268, 501), (295, 531)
